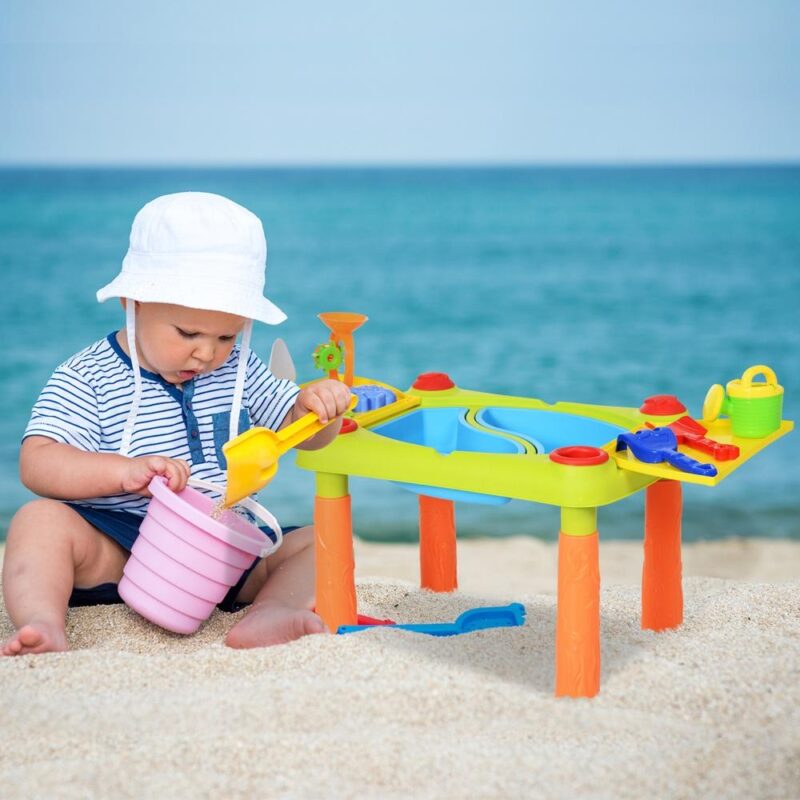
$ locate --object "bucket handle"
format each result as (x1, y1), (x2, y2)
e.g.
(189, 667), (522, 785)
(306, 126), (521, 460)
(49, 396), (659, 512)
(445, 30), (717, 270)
(187, 477), (283, 558)
(740, 364), (777, 388)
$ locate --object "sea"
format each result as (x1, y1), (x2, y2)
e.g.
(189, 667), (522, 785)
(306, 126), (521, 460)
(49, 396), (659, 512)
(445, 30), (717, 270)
(1, 166), (798, 543)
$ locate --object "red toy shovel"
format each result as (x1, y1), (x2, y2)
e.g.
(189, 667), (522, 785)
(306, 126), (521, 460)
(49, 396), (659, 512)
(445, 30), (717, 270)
(646, 416), (739, 461)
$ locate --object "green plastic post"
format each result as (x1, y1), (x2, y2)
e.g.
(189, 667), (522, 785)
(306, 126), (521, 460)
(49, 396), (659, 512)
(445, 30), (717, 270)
(561, 507), (597, 537)
(316, 472), (349, 499)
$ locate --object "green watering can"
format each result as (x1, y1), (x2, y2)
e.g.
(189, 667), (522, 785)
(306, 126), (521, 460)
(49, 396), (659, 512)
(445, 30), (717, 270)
(702, 365), (784, 439)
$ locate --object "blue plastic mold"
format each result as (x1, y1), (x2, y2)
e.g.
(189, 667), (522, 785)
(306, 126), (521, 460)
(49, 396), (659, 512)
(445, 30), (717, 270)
(353, 384), (397, 413)
(476, 407), (625, 453)
(337, 602), (526, 636)
(373, 407), (524, 456)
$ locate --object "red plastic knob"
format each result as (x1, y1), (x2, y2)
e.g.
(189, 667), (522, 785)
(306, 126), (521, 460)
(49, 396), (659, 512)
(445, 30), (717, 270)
(549, 446), (610, 466)
(412, 372), (455, 391)
(639, 395), (687, 416)
(339, 418), (358, 435)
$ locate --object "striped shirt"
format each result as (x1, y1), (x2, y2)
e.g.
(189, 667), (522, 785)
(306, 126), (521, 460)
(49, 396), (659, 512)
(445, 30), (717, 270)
(24, 333), (300, 515)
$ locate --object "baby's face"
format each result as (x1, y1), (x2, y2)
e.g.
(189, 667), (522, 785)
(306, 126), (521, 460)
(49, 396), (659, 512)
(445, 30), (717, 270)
(130, 302), (246, 384)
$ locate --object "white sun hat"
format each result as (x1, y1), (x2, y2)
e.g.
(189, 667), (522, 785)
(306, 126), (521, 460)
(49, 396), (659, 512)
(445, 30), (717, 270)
(99, 192), (286, 457)
(97, 191), (286, 324)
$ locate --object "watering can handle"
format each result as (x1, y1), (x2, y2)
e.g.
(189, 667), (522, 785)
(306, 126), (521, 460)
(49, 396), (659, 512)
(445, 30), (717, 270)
(740, 365), (777, 387)
(187, 477), (283, 558)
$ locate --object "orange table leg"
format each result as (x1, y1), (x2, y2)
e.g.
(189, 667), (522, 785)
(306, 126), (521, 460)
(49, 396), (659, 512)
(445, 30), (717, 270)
(642, 479), (683, 631)
(314, 473), (357, 632)
(555, 507), (600, 698)
(419, 495), (457, 592)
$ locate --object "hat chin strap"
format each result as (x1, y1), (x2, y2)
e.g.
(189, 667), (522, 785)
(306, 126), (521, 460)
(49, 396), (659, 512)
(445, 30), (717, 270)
(229, 319), (252, 443)
(120, 299), (143, 457)
(118, 304), (252, 467)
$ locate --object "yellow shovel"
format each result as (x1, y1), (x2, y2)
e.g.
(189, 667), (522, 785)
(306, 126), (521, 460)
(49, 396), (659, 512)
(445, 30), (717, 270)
(222, 397), (356, 507)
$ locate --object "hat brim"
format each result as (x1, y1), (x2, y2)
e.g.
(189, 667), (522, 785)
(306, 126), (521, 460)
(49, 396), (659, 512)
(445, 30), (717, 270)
(97, 273), (287, 325)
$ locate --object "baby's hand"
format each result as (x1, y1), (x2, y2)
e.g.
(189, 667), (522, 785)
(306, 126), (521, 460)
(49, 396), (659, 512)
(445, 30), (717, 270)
(120, 455), (190, 496)
(296, 380), (352, 424)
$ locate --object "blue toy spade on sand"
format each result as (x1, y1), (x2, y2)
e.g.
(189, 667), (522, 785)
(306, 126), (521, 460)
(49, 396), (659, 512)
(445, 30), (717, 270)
(336, 603), (526, 636)
(616, 428), (717, 477)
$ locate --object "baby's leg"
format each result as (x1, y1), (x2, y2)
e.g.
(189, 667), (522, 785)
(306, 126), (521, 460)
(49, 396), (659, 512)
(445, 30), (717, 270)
(225, 526), (326, 649)
(2, 499), (128, 656)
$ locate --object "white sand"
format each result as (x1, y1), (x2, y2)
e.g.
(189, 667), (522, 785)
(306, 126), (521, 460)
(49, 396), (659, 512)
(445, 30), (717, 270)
(1, 537), (799, 799)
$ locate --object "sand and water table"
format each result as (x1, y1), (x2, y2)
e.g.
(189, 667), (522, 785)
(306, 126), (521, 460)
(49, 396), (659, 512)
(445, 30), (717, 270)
(291, 315), (794, 697)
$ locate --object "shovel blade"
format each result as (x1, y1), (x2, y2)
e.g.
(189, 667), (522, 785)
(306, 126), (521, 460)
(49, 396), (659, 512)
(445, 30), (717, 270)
(223, 428), (282, 506)
(669, 415), (707, 436)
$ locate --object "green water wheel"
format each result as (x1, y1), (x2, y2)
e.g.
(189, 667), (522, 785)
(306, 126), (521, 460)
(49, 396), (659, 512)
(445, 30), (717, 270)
(313, 342), (344, 372)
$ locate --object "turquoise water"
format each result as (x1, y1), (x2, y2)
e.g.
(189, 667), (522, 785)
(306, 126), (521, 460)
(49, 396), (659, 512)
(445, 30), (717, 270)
(1, 166), (798, 542)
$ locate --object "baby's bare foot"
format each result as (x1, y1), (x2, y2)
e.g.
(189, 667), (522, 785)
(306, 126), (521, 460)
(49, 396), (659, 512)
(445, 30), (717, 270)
(225, 603), (327, 649)
(1, 621), (68, 656)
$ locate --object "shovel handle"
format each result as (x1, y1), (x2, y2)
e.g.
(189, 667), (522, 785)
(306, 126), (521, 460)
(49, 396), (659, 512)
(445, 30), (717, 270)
(664, 450), (717, 477)
(274, 412), (333, 454)
(276, 394), (358, 454)
(680, 434), (740, 461)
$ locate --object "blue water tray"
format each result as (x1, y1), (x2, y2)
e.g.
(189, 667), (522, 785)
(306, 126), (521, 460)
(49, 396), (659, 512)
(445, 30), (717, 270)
(371, 407), (524, 505)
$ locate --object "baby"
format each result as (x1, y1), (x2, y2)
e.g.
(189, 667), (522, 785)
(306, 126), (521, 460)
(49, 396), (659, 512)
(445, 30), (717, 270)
(2, 192), (351, 656)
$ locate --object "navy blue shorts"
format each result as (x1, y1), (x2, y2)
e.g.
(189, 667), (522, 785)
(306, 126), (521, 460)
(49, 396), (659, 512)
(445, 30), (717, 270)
(65, 503), (300, 613)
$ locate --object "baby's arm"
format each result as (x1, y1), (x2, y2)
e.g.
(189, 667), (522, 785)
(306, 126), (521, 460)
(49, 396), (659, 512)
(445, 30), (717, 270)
(282, 380), (352, 450)
(21, 436), (190, 499)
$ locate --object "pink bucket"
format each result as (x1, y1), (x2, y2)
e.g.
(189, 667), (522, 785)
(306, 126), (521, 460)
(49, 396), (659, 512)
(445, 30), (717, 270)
(118, 476), (280, 634)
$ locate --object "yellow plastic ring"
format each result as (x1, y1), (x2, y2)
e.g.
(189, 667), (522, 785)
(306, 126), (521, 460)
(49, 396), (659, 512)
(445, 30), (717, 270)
(702, 384), (725, 423)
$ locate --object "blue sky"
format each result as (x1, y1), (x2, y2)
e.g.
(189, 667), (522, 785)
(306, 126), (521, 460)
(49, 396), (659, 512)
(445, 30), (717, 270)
(1, 1), (798, 164)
